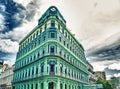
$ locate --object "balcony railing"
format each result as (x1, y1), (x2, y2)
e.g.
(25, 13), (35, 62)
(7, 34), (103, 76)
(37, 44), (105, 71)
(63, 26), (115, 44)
(49, 72), (55, 75)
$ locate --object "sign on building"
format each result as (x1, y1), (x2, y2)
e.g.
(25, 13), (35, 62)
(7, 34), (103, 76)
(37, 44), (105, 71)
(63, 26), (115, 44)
(83, 84), (103, 89)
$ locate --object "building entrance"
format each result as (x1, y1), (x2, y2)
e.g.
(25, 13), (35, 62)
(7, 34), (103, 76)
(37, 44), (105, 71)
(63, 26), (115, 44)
(48, 82), (56, 89)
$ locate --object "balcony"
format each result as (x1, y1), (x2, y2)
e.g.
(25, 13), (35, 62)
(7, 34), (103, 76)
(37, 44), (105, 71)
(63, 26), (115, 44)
(49, 72), (55, 75)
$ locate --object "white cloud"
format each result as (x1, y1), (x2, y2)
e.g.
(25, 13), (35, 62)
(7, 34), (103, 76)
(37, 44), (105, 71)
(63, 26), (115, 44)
(108, 62), (120, 70)
(0, 21), (36, 42)
(0, 39), (19, 53)
(13, 0), (32, 7)
(114, 73), (120, 77)
(90, 62), (107, 71)
(106, 75), (112, 80)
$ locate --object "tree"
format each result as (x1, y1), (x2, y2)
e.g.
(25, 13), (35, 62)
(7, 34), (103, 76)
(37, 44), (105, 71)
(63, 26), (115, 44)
(111, 77), (119, 89)
(95, 78), (113, 89)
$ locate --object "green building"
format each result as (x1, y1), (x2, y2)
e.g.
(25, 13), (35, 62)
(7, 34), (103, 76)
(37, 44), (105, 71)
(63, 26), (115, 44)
(12, 6), (88, 89)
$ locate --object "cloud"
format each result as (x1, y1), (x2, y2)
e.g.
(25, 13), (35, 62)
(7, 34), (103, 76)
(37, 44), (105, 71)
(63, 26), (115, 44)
(0, 20), (37, 42)
(0, 0), (25, 33)
(0, 0), (41, 33)
(113, 73), (120, 77)
(0, 0), (42, 65)
(0, 14), (5, 31)
(81, 10), (120, 50)
(104, 67), (120, 79)
(108, 62), (120, 70)
(0, 39), (19, 53)
(86, 32), (120, 62)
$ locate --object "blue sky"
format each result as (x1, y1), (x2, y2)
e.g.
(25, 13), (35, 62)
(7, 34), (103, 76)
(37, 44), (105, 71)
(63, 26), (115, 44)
(0, 0), (120, 79)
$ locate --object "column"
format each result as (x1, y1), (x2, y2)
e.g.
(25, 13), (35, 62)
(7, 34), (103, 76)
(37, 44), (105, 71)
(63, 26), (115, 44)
(33, 83), (35, 89)
(34, 66), (36, 77)
(44, 81), (48, 89)
(63, 83), (65, 89)
(38, 63), (40, 76)
(56, 80), (60, 89)
(38, 82), (40, 89)
(29, 83), (31, 89)
(44, 60), (47, 75)
(57, 61), (60, 75)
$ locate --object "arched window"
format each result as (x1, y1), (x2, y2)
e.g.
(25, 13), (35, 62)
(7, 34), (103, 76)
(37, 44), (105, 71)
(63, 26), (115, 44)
(59, 50), (62, 56)
(32, 67), (34, 75)
(48, 82), (56, 89)
(36, 65), (38, 74)
(41, 63), (44, 74)
(42, 50), (45, 56)
(44, 24), (47, 29)
(25, 71), (27, 77)
(50, 64), (55, 74)
(34, 54), (36, 60)
(40, 28), (42, 34)
(49, 61), (56, 75)
(59, 37), (61, 42)
(68, 69), (70, 76)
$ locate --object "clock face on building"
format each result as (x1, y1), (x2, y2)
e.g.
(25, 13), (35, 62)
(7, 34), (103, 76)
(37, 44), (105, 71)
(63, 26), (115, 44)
(50, 7), (56, 11)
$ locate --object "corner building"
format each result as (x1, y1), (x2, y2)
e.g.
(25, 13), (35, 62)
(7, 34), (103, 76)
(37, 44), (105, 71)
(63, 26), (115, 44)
(12, 6), (88, 89)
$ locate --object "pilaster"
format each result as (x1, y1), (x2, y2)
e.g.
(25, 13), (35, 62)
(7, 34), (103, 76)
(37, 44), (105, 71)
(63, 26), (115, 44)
(44, 81), (48, 89)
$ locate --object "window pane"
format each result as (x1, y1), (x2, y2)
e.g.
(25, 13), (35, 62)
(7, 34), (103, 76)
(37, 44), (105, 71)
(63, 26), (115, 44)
(50, 46), (54, 53)
(51, 21), (55, 27)
(50, 64), (54, 72)
(51, 33), (55, 38)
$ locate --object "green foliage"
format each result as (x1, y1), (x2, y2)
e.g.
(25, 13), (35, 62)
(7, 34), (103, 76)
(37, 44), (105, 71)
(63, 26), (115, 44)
(95, 78), (113, 89)
(111, 77), (119, 89)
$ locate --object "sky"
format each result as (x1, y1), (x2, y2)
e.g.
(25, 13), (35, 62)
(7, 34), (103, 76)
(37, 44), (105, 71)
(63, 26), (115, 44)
(0, 0), (120, 79)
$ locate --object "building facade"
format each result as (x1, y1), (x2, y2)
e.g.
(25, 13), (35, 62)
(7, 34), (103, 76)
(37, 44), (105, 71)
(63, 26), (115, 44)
(111, 77), (120, 89)
(87, 61), (96, 84)
(12, 6), (88, 89)
(94, 71), (106, 80)
(0, 64), (13, 89)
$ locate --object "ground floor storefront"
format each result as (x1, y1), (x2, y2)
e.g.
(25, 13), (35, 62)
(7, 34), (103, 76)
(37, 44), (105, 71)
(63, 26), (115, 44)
(12, 76), (87, 89)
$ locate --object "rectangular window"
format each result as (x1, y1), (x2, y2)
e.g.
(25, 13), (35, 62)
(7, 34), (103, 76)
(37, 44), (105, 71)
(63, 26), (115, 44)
(51, 21), (55, 27)
(50, 46), (55, 54)
(59, 37), (61, 42)
(50, 64), (55, 73)
(64, 41), (66, 45)
(41, 65), (44, 73)
(51, 33), (55, 38)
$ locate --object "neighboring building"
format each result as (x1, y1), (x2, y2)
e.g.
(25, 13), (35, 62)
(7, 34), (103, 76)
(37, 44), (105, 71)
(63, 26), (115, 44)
(94, 71), (106, 80)
(0, 64), (13, 89)
(87, 61), (96, 84)
(0, 60), (4, 68)
(111, 77), (120, 89)
(12, 6), (88, 89)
